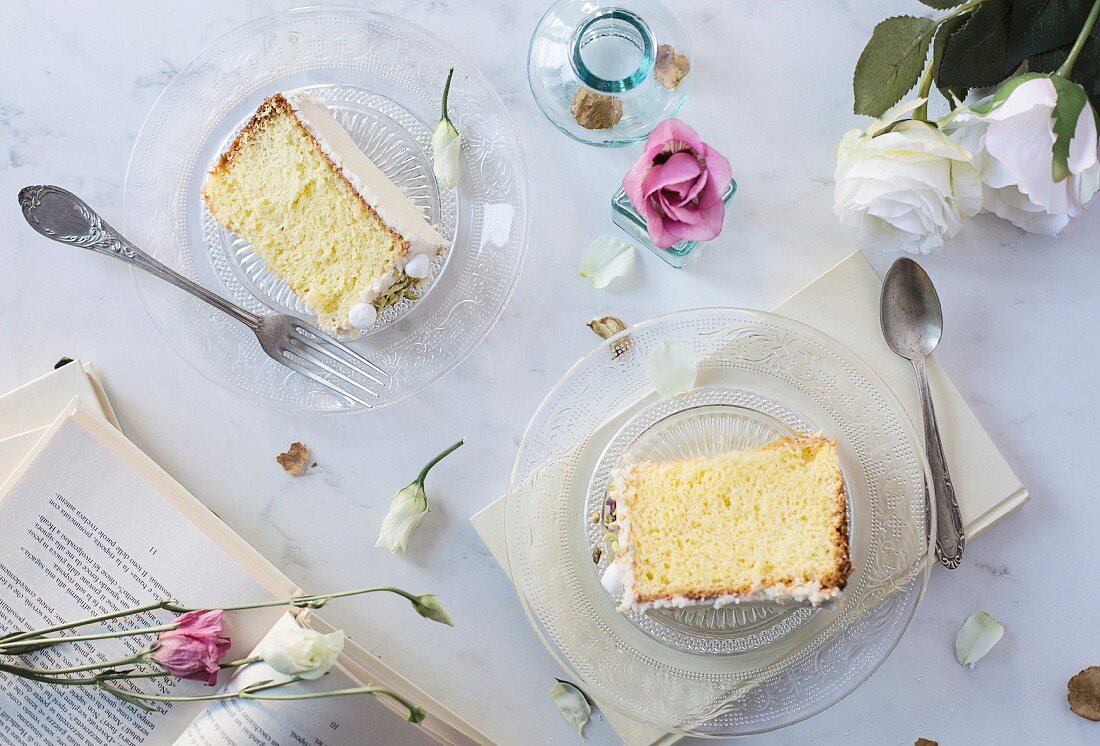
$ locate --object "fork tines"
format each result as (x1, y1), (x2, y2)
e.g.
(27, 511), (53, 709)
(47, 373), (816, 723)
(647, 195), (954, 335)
(280, 322), (390, 407)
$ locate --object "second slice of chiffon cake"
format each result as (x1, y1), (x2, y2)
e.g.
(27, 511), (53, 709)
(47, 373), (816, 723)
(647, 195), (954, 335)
(607, 435), (851, 612)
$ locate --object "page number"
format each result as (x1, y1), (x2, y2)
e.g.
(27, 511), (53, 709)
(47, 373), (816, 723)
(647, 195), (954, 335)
(329, 722), (339, 730)
(148, 547), (158, 555)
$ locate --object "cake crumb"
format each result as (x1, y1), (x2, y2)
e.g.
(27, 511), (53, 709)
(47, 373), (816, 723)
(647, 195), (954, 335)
(654, 44), (690, 89)
(571, 89), (623, 130)
(277, 442), (311, 476)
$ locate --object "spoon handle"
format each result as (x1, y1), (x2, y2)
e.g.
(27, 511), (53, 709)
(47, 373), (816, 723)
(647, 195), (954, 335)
(912, 357), (965, 569)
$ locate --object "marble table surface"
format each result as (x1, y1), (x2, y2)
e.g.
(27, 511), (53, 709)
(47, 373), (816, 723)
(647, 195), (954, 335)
(3, 1), (1098, 743)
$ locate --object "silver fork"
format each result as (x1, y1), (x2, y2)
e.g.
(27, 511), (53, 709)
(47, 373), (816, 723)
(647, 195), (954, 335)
(18, 185), (388, 408)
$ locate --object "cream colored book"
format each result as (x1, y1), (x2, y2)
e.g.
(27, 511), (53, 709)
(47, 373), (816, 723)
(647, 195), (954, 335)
(0, 404), (486, 746)
(470, 250), (1028, 746)
(0, 360), (118, 476)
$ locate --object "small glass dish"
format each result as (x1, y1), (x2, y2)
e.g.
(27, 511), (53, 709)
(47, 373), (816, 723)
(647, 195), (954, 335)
(123, 7), (529, 413)
(528, 0), (693, 147)
(612, 180), (737, 268)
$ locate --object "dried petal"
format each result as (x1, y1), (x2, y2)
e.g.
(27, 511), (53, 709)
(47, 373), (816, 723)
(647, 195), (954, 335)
(645, 339), (697, 398)
(915, 739), (938, 746)
(587, 315), (627, 340)
(571, 88), (623, 129)
(654, 44), (690, 89)
(549, 681), (591, 735)
(955, 611), (1004, 669)
(1068, 666), (1100, 721)
(588, 315), (632, 358)
(580, 236), (635, 289)
(276, 442), (310, 476)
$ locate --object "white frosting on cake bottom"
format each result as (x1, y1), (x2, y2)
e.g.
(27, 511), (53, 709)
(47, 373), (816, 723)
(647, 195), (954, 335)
(603, 466), (843, 615)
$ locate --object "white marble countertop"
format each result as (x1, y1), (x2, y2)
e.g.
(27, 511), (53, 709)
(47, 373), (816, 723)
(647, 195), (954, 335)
(3, 1), (1098, 743)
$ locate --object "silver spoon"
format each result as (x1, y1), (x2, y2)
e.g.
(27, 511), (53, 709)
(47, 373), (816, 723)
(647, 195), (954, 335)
(881, 258), (964, 569)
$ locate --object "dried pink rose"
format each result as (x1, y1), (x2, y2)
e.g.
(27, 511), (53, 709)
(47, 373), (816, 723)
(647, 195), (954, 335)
(150, 610), (231, 686)
(623, 119), (732, 249)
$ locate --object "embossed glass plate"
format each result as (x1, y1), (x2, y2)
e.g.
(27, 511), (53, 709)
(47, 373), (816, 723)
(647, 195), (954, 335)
(506, 308), (932, 736)
(123, 7), (528, 412)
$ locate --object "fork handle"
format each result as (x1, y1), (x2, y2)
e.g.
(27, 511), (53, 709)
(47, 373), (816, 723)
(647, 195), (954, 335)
(18, 185), (262, 331)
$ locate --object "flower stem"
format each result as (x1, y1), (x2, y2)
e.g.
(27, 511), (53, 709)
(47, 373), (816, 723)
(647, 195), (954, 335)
(97, 674), (424, 722)
(0, 622), (178, 655)
(0, 601), (167, 646)
(0, 586), (432, 652)
(417, 439), (464, 485)
(913, 61), (937, 121)
(97, 678), (240, 703)
(0, 661), (100, 686)
(912, 0), (991, 122)
(242, 684), (426, 723)
(0, 651), (147, 677)
(1057, 0), (1100, 78)
(441, 67), (455, 122)
(167, 585), (426, 614)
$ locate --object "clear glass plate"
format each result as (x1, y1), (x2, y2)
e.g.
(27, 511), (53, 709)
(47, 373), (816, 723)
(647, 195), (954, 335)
(505, 308), (932, 737)
(123, 7), (528, 413)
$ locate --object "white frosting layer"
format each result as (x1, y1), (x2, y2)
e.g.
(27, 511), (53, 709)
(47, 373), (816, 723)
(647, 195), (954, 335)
(404, 253), (430, 279)
(284, 90), (448, 258)
(348, 302), (377, 330)
(608, 466), (842, 614)
(283, 91), (447, 331)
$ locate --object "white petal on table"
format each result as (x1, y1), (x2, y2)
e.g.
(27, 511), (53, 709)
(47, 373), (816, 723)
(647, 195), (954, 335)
(645, 339), (698, 398)
(579, 236), (635, 288)
(955, 610), (1005, 669)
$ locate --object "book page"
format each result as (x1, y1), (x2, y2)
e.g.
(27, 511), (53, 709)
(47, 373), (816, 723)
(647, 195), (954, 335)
(0, 410), (287, 745)
(176, 614), (438, 746)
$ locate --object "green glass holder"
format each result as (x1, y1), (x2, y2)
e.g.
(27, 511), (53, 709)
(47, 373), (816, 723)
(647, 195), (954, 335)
(611, 179), (736, 268)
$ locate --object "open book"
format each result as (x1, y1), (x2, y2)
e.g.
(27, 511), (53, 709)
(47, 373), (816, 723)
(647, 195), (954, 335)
(0, 365), (485, 745)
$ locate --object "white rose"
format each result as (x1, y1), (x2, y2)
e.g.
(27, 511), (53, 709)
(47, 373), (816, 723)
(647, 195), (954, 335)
(259, 627), (345, 680)
(432, 118), (461, 189)
(945, 77), (1100, 236)
(375, 481), (428, 554)
(834, 99), (982, 254)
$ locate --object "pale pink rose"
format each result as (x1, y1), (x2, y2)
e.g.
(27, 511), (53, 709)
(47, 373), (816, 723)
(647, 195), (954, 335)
(623, 119), (732, 248)
(150, 610), (231, 686)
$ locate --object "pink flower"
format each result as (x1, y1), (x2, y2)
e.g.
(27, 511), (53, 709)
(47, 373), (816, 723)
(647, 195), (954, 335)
(150, 610), (231, 686)
(623, 119), (732, 249)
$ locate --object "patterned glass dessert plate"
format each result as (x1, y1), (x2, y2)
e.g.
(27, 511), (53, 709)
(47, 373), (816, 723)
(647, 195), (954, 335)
(506, 308), (932, 736)
(123, 7), (528, 412)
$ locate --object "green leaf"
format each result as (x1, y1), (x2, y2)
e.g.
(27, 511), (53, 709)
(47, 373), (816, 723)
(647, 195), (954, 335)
(1028, 46), (1069, 73)
(937, 0), (1014, 88)
(1051, 75), (1089, 181)
(918, 0), (968, 7)
(1008, 0), (1093, 69)
(933, 14), (971, 106)
(853, 15), (937, 116)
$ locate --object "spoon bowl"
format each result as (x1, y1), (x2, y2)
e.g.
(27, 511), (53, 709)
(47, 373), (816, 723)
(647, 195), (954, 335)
(881, 257), (943, 359)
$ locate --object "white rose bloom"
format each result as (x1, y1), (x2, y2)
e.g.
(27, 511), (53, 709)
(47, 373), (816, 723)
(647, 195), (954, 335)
(432, 118), (461, 189)
(259, 627), (345, 680)
(834, 99), (982, 254)
(375, 481), (429, 554)
(945, 77), (1100, 236)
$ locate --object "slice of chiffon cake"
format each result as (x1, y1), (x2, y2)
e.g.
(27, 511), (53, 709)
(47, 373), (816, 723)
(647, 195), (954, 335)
(605, 435), (851, 611)
(202, 91), (448, 336)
